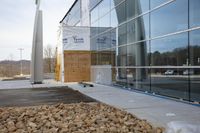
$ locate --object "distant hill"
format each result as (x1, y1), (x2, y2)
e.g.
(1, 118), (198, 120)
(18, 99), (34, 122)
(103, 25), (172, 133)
(0, 60), (30, 77)
(0, 58), (55, 78)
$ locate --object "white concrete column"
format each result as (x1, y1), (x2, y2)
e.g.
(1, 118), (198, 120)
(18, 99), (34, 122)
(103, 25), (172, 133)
(30, 6), (43, 84)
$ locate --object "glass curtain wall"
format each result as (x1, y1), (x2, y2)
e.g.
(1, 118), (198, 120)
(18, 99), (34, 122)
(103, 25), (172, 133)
(90, 0), (200, 103)
(63, 0), (81, 26)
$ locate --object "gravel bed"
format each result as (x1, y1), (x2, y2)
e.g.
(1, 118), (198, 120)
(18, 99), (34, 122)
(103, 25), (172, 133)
(0, 103), (164, 133)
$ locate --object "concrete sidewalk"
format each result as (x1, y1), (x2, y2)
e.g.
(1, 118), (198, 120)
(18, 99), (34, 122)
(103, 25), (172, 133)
(0, 80), (199, 128)
(67, 83), (200, 127)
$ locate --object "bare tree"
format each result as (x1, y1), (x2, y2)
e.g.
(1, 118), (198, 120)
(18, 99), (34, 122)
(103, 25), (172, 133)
(44, 44), (56, 73)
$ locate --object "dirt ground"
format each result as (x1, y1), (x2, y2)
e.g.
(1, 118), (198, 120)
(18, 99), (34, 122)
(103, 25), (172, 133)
(0, 86), (96, 107)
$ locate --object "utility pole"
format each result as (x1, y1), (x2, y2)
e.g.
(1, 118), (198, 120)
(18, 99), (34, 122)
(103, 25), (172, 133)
(18, 48), (24, 76)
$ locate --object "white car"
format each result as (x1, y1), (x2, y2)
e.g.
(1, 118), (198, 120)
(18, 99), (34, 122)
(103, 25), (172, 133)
(183, 70), (194, 75)
(164, 70), (174, 75)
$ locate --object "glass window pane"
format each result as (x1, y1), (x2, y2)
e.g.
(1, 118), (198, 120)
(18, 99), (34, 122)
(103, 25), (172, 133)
(127, 68), (151, 92)
(117, 46), (127, 66)
(99, 14), (110, 29)
(98, 31), (111, 50)
(139, 0), (150, 13)
(98, 0), (111, 18)
(111, 28), (117, 48)
(151, 68), (189, 100)
(91, 51), (98, 65)
(190, 67), (200, 102)
(91, 37), (98, 51)
(127, 14), (149, 44)
(91, 23), (99, 37)
(127, 0), (150, 20)
(190, 30), (200, 102)
(111, 9), (119, 28)
(91, 7), (99, 24)
(190, 30), (200, 66)
(151, 0), (188, 37)
(65, 0), (81, 26)
(90, 0), (102, 10)
(113, 0), (123, 6)
(126, 0), (135, 19)
(115, 1), (126, 24)
(190, 0), (200, 28)
(151, 33), (188, 66)
(151, 0), (170, 9)
(111, 48), (116, 66)
(127, 42), (149, 66)
(118, 24), (127, 45)
(116, 68), (127, 87)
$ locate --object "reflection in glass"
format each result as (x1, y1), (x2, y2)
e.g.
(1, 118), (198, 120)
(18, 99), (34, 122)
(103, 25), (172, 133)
(116, 46), (127, 85)
(190, 30), (200, 102)
(98, 0), (111, 18)
(97, 31), (111, 50)
(118, 24), (127, 45)
(126, 0), (134, 19)
(127, 15), (149, 44)
(90, 24), (98, 37)
(111, 9), (118, 28)
(127, 68), (150, 92)
(151, 0), (170, 9)
(99, 14), (110, 29)
(127, 42), (149, 67)
(151, 33), (188, 66)
(151, 68), (189, 100)
(115, 1), (126, 24)
(111, 29), (117, 47)
(89, 0), (102, 10)
(91, 37), (98, 51)
(138, 0), (150, 13)
(91, 6), (99, 24)
(111, 48), (116, 66)
(89, 0), (200, 103)
(126, 0), (149, 20)
(190, 30), (200, 66)
(151, 0), (188, 37)
(113, 0), (123, 7)
(189, 0), (200, 28)
(116, 68), (127, 87)
(117, 46), (127, 66)
(64, 0), (81, 26)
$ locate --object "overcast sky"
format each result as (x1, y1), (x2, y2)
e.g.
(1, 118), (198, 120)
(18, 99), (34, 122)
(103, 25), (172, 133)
(0, 0), (75, 61)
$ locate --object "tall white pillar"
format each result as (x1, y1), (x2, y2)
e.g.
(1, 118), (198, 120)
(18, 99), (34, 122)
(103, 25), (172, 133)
(30, 0), (43, 84)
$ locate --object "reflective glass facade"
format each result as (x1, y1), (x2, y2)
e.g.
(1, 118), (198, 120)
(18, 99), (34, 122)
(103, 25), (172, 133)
(90, 0), (200, 102)
(62, 0), (81, 26)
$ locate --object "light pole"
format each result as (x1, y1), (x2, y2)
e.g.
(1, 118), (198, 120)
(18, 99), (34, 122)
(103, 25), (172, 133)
(19, 48), (24, 76)
(18, 48), (24, 76)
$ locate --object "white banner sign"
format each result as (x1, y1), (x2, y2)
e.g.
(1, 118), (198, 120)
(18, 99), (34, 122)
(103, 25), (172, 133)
(62, 26), (90, 50)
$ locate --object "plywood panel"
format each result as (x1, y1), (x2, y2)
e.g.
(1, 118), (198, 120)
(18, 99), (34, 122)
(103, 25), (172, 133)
(64, 51), (91, 82)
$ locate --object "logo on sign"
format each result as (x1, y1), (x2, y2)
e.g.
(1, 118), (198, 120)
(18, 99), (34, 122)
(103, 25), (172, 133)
(63, 38), (68, 43)
(97, 36), (107, 44)
(73, 36), (84, 43)
(112, 39), (116, 45)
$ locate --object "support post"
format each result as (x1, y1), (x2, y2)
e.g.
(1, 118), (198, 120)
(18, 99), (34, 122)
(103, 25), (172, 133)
(30, 0), (43, 84)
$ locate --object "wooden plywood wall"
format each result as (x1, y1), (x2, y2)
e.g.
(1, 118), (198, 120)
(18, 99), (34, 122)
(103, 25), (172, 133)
(64, 51), (91, 82)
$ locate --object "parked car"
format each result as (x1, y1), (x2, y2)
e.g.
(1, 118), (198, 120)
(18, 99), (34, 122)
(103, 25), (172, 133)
(183, 69), (194, 75)
(164, 70), (174, 75)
